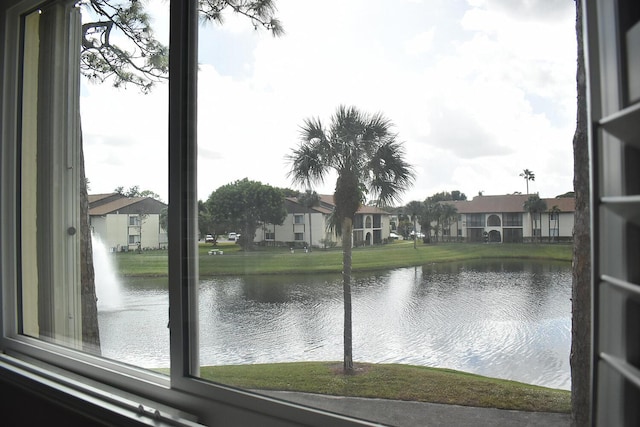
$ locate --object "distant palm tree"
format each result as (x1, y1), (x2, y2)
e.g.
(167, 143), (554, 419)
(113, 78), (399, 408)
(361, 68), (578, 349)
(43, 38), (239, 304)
(524, 194), (547, 242)
(520, 169), (535, 194)
(298, 189), (320, 251)
(440, 203), (458, 242)
(405, 200), (424, 249)
(548, 205), (561, 242)
(288, 105), (414, 373)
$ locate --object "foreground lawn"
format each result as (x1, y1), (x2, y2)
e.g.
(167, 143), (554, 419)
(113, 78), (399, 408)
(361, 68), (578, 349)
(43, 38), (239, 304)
(198, 361), (571, 413)
(114, 241), (572, 276)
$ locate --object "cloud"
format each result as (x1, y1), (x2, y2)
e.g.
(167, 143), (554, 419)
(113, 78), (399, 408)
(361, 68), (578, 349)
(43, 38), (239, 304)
(404, 29), (436, 55)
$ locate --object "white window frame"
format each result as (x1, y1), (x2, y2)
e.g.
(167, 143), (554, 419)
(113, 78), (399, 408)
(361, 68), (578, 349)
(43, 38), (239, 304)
(0, 1), (374, 425)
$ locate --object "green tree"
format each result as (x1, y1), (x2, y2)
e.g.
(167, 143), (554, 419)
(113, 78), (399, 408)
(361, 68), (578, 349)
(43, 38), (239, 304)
(548, 205), (561, 242)
(159, 207), (168, 234)
(523, 194), (547, 243)
(440, 203), (458, 242)
(430, 190), (466, 202)
(114, 185), (162, 200)
(206, 178), (287, 250)
(298, 189), (320, 251)
(519, 169), (535, 194)
(288, 105), (414, 372)
(82, 0), (283, 92)
(404, 200), (424, 249)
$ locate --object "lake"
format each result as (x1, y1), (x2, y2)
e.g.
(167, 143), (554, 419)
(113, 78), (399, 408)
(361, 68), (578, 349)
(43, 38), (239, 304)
(97, 260), (571, 390)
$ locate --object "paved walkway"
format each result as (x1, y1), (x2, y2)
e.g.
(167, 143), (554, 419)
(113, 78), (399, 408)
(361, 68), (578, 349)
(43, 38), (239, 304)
(258, 391), (571, 427)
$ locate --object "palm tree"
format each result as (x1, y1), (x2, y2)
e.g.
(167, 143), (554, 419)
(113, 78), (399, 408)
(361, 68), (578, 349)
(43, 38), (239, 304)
(405, 201), (424, 249)
(523, 194), (547, 242)
(520, 169), (535, 194)
(298, 189), (320, 251)
(440, 203), (458, 242)
(288, 105), (414, 372)
(548, 205), (561, 242)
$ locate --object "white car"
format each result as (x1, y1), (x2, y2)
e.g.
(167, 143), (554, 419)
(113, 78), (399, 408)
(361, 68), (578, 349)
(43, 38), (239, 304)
(228, 232), (237, 241)
(205, 234), (214, 243)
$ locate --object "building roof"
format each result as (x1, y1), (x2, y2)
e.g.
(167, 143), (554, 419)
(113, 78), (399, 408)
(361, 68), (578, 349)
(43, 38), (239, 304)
(89, 193), (167, 215)
(446, 194), (575, 214)
(290, 194), (390, 215)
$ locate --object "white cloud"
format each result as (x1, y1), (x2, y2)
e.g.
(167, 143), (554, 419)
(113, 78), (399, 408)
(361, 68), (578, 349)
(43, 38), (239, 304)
(404, 29), (436, 55)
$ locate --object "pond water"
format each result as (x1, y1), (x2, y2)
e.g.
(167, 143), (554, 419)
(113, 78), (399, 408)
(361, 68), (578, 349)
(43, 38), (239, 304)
(98, 260), (571, 390)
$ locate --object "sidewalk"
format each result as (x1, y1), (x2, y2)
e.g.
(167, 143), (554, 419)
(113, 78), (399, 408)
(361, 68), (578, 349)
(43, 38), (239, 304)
(258, 391), (571, 427)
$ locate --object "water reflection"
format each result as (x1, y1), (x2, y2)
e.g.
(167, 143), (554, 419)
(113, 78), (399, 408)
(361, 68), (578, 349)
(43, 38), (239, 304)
(99, 261), (571, 390)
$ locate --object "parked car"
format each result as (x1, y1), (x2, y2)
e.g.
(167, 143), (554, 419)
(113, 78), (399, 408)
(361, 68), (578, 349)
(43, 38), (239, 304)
(228, 232), (237, 241)
(205, 234), (214, 243)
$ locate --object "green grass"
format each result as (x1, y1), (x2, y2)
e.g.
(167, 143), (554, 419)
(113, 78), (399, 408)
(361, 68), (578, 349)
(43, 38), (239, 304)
(114, 241), (572, 277)
(196, 362), (570, 413)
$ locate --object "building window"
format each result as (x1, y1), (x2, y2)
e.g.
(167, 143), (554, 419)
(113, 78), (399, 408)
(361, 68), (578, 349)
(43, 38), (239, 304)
(503, 213), (523, 226)
(365, 216), (372, 228)
(487, 214), (501, 227)
(294, 232), (304, 241)
(467, 214), (484, 227)
(294, 214), (304, 224)
(265, 231), (275, 240)
(128, 235), (141, 244)
(129, 215), (140, 226)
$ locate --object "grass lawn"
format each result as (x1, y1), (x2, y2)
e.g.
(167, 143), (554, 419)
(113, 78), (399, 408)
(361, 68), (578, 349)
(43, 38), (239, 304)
(114, 240), (572, 277)
(197, 362), (570, 413)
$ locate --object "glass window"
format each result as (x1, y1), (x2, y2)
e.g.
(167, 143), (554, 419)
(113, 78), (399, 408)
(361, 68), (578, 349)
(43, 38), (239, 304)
(2, 0), (585, 425)
(16, 0), (170, 373)
(467, 214), (485, 227)
(504, 213), (523, 227)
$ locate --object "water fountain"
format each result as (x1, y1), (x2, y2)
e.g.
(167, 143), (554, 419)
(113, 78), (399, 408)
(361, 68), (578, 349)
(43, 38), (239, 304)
(91, 234), (123, 311)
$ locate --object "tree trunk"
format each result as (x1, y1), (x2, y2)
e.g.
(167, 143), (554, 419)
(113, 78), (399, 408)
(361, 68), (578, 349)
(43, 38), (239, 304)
(571, 1), (591, 425)
(413, 217), (417, 249)
(342, 216), (354, 373)
(308, 212), (313, 252)
(80, 141), (101, 354)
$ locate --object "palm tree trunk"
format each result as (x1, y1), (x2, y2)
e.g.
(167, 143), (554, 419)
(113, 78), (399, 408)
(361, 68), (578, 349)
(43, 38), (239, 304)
(308, 212), (313, 252)
(342, 216), (354, 373)
(413, 217), (417, 249)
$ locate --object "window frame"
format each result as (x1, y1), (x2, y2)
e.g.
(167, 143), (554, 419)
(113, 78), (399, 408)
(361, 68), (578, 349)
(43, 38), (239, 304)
(0, 1), (375, 425)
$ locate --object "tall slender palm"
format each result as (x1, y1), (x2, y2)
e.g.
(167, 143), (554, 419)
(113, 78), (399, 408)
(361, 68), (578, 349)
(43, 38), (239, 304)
(288, 105), (414, 372)
(549, 205), (561, 242)
(523, 194), (547, 242)
(405, 201), (424, 249)
(441, 203), (458, 242)
(520, 169), (535, 194)
(298, 189), (320, 251)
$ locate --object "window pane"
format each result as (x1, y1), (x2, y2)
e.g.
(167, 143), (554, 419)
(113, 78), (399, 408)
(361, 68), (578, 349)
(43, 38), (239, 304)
(193, 1), (576, 423)
(19, 1), (170, 371)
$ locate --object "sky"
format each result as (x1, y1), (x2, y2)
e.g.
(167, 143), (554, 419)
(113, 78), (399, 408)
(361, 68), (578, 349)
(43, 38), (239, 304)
(80, 0), (578, 206)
